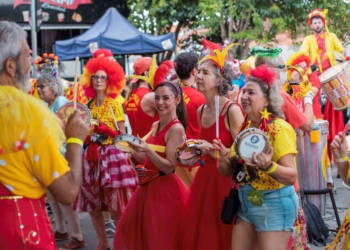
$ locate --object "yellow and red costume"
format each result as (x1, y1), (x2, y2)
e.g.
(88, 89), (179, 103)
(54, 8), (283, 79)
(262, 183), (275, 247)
(0, 86), (68, 249)
(300, 8), (345, 159)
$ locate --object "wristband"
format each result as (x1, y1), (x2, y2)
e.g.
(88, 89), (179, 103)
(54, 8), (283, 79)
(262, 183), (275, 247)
(336, 155), (349, 163)
(265, 162), (278, 174)
(66, 137), (83, 146)
(303, 96), (313, 105)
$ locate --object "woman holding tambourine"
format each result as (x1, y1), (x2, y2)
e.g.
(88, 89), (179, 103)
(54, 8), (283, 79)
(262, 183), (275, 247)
(114, 79), (189, 250)
(181, 43), (244, 250)
(74, 57), (138, 250)
(216, 65), (299, 250)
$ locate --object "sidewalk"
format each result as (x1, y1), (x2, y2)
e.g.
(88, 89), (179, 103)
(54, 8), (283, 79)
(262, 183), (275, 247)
(309, 168), (350, 250)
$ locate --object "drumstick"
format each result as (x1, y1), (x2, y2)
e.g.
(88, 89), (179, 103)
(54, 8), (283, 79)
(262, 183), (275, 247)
(73, 56), (79, 110)
(109, 106), (120, 132)
(215, 96), (220, 166)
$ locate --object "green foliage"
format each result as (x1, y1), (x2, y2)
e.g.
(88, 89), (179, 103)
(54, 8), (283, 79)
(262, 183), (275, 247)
(127, 0), (350, 60)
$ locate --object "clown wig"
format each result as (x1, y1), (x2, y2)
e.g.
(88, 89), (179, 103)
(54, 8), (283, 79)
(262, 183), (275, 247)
(80, 57), (125, 99)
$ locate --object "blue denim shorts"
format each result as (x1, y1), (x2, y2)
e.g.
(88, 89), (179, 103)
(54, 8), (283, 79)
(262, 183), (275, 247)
(237, 185), (298, 232)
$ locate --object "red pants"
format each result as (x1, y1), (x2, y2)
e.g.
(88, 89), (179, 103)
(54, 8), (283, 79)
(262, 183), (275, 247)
(0, 183), (56, 250)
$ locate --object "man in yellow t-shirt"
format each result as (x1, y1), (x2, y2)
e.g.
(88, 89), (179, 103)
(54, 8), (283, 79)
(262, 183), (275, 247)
(0, 21), (89, 249)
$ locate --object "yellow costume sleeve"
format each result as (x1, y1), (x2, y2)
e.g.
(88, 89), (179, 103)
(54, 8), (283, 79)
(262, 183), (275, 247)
(330, 33), (344, 53)
(299, 36), (310, 55)
(114, 101), (125, 122)
(269, 119), (298, 162)
(0, 86), (67, 198)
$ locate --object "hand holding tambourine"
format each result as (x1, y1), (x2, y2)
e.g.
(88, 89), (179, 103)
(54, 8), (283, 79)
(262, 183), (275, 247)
(245, 146), (274, 171)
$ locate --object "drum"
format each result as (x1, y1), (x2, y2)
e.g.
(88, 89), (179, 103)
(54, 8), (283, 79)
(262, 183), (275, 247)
(113, 134), (141, 153)
(346, 135), (350, 152)
(234, 128), (270, 163)
(175, 139), (201, 166)
(319, 61), (350, 110)
(56, 102), (91, 130)
(295, 120), (329, 215)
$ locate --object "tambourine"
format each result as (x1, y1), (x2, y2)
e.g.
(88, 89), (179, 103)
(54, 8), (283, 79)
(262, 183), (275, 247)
(113, 134), (141, 153)
(234, 128), (270, 163)
(56, 102), (91, 130)
(175, 139), (202, 166)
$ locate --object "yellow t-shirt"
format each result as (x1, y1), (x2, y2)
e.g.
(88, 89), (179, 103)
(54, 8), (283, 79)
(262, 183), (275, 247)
(0, 86), (69, 199)
(90, 97), (125, 144)
(231, 118), (298, 190)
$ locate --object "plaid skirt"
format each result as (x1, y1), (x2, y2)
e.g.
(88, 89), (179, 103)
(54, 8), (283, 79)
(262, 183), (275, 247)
(74, 144), (138, 213)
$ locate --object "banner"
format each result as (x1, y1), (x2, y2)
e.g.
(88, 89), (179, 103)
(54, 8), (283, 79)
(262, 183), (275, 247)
(0, 0), (129, 24)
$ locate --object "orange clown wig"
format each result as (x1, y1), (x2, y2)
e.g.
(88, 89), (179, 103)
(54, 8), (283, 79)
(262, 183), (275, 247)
(80, 57), (125, 99)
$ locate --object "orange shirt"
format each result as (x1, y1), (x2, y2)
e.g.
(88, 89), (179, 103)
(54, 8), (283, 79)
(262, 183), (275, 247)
(124, 88), (159, 138)
(182, 86), (206, 139)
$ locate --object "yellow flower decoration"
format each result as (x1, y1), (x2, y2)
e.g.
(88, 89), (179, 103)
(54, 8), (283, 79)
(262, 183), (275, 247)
(128, 58), (157, 89)
(260, 108), (272, 120)
(198, 43), (241, 70)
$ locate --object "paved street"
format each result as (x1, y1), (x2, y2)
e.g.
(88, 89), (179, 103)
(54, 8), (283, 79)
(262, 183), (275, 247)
(54, 168), (349, 250)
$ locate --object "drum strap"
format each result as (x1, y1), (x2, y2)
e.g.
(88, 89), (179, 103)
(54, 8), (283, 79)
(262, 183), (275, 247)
(141, 122), (166, 153)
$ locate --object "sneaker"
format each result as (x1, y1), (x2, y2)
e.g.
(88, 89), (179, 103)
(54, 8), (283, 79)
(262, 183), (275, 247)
(105, 220), (116, 238)
(59, 237), (85, 250)
(54, 231), (69, 241)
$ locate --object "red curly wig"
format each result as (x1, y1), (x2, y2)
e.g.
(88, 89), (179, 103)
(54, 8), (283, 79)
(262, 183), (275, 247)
(249, 65), (275, 88)
(290, 53), (311, 68)
(153, 60), (177, 89)
(80, 57), (125, 99)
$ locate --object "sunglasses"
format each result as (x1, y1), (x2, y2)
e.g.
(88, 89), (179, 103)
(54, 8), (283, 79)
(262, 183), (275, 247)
(91, 75), (108, 82)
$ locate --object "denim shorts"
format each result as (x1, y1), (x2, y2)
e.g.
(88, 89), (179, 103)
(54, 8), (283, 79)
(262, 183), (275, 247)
(237, 185), (298, 232)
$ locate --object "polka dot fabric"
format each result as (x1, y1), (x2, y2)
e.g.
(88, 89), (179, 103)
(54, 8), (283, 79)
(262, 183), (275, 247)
(0, 86), (69, 198)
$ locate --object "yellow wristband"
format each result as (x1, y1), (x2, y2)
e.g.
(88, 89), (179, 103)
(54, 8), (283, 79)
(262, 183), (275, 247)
(265, 162), (278, 174)
(66, 137), (83, 146)
(336, 156), (349, 163)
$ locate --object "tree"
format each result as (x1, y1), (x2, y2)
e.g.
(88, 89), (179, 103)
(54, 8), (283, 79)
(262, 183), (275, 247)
(126, 0), (199, 63)
(197, 0), (350, 59)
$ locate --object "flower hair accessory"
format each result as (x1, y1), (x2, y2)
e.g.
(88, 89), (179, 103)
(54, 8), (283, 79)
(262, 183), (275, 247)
(249, 65), (275, 89)
(198, 42), (241, 72)
(154, 60), (177, 89)
(128, 58), (157, 89)
(35, 53), (59, 78)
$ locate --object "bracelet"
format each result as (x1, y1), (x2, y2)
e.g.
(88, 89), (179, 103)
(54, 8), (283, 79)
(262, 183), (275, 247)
(264, 162), (278, 174)
(66, 137), (83, 146)
(336, 156), (349, 163)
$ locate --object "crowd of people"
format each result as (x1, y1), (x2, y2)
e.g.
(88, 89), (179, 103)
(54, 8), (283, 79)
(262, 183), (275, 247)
(0, 7), (349, 250)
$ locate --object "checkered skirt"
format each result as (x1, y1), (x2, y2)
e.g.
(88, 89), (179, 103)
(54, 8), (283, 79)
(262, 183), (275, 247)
(74, 144), (138, 213)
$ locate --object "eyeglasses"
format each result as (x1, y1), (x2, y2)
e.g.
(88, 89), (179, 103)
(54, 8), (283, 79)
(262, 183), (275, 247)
(274, 65), (286, 69)
(91, 75), (108, 82)
(36, 84), (48, 90)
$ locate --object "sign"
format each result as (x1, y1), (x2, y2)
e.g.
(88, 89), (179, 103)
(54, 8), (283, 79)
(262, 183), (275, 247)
(0, 0), (129, 24)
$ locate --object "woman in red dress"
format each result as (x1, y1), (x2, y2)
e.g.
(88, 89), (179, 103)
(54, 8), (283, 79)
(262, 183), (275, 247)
(113, 80), (189, 250)
(182, 46), (244, 250)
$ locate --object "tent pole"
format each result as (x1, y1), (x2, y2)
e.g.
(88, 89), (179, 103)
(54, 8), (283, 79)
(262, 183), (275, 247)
(127, 55), (130, 75)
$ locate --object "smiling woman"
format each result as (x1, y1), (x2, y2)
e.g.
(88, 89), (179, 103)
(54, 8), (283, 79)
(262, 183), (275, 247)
(217, 65), (299, 250)
(114, 81), (189, 250)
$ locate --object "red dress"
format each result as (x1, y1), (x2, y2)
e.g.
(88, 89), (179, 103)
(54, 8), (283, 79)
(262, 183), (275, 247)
(124, 88), (159, 138)
(114, 119), (188, 250)
(182, 101), (235, 250)
(0, 183), (56, 250)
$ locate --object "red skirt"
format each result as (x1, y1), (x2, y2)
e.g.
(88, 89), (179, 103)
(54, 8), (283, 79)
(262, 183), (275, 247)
(0, 183), (56, 250)
(324, 100), (344, 160)
(114, 174), (188, 250)
(181, 161), (233, 250)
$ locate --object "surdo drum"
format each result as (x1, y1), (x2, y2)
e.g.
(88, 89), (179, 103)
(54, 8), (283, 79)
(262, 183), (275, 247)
(319, 61), (350, 110)
(234, 128), (270, 163)
(295, 120), (329, 215)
